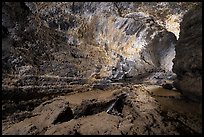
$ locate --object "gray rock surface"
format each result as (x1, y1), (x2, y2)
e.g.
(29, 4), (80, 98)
(2, 2), (179, 82)
(2, 2), (202, 135)
(172, 4), (202, 102)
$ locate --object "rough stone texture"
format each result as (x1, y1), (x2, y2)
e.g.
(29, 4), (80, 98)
(2, 98), (72, 135)
(2, 2), (202, 135)
(2, 2), (30, 28)
(2, 84), (202, 135)
(172, 4), (202, 102)
(2, 2), (199, 83)
(2, 2), (180, 83)
(0, 85), (174, 135)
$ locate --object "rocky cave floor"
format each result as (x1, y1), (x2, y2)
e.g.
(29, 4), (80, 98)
(2, 2), (202, 135)
(2, 72), (202, 135)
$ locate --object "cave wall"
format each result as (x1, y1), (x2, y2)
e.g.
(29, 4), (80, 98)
(2, 2), (197, 83)
(173, 4), (202, 102)
(89, 12), (177, 79)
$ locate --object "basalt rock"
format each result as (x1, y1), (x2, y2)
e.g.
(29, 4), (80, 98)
(2, 2), (178, 82)
(172, 4), (202, 102)
(2, 2), (202, 135)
